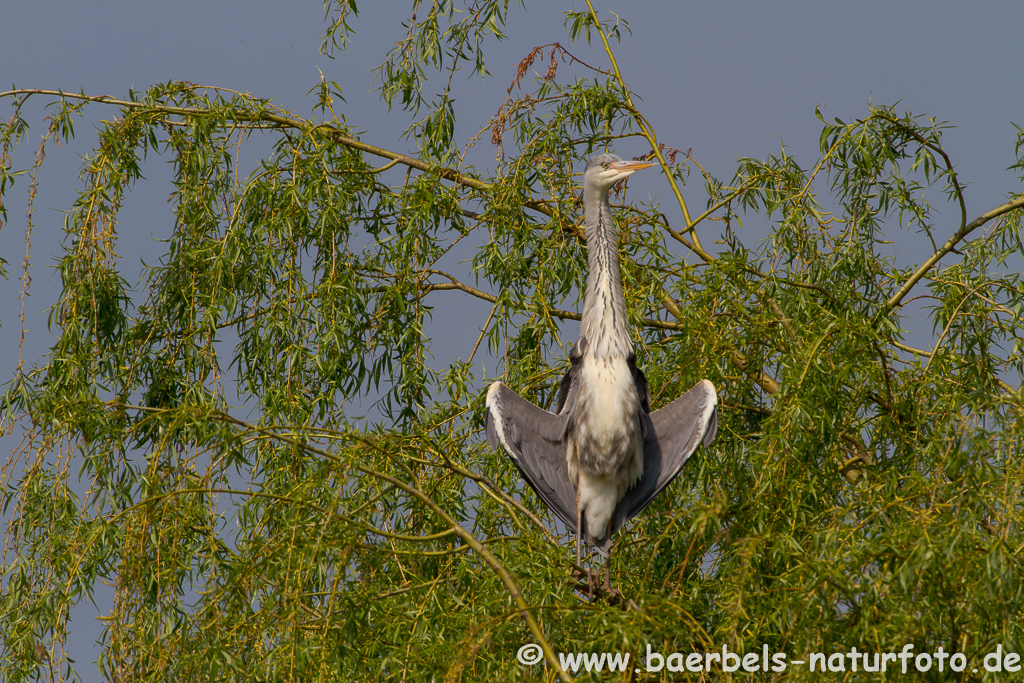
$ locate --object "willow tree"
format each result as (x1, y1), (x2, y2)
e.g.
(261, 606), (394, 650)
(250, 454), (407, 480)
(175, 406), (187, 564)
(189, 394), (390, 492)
(2, 2), (1023, 682)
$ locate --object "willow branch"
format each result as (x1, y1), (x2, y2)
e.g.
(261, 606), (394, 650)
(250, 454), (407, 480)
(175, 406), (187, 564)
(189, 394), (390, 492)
(428, 457), (561, 547)
(871, 111), (968, 231)
(206, 411), (571, 682)
(730, 350), (781, 394)
(883, 195), (1024, 315)
(6, 88), (787, 396)
(0, 88), (555, 216)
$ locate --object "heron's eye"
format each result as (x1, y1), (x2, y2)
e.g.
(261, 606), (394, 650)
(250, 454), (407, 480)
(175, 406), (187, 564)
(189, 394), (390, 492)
(602, 163), (610, 169)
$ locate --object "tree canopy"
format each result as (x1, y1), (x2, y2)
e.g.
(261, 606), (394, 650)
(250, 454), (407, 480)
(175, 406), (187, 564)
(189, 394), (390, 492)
(2, 2), (1023, 681)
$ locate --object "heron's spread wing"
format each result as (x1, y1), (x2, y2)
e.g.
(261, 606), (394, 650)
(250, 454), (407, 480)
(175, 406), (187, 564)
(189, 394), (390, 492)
(485, 382), (577, 532)
(609, 379), (718, 538)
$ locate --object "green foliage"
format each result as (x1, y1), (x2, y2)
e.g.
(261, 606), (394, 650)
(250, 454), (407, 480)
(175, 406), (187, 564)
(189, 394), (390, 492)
(2, 3), (1024, 682)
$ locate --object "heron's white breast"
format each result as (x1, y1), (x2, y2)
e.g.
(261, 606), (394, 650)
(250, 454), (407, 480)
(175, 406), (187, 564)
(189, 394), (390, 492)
(577, 356), (636, 448)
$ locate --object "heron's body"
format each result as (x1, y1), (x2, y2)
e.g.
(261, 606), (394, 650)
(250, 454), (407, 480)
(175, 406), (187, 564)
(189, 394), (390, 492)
(570, 354), (643, 538)
(568, 167), (645, 541)
(486, 153), (718, 588)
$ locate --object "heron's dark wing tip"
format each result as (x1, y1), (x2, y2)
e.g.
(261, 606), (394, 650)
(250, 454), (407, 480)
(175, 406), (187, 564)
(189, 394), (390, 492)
(703, 401), (718, 447)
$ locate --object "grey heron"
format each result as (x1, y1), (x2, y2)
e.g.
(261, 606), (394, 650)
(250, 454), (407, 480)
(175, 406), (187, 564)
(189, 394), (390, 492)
(485, 153), (718, 592)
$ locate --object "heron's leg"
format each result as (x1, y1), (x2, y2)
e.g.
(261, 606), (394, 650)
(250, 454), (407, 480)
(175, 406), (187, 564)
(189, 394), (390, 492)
(576, 478), (593, 599)
(603, 520), (613, 592)
(575, 474), (582, 565)
(575, 517), (581, 566)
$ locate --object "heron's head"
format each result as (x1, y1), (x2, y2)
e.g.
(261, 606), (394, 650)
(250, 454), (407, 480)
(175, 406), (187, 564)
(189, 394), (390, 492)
(584, 153), (654, 193)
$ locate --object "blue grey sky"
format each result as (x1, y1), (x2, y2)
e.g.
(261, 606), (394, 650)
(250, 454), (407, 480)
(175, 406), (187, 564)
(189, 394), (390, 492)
(2, 2), (1022, 679)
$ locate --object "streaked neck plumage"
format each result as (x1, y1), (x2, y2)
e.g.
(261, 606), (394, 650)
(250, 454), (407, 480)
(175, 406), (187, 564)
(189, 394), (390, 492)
(580, 185), (633, 359)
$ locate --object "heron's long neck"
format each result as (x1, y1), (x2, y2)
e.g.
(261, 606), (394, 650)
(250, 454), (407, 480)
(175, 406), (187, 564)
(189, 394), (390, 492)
(580, 189), (633, 359)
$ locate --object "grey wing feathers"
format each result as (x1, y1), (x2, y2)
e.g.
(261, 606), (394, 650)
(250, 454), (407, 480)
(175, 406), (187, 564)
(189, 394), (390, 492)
(608, 379), (718, 539)
(485, 382), (578, 533)
(486, 376), (717, 559)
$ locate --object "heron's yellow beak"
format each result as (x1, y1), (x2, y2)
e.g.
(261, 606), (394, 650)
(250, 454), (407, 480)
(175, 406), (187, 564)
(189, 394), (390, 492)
(611, 160), (654, 172)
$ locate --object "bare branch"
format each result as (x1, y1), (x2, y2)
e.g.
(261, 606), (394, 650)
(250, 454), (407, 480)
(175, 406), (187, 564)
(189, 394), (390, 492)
(883, 195), (1024, 314)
